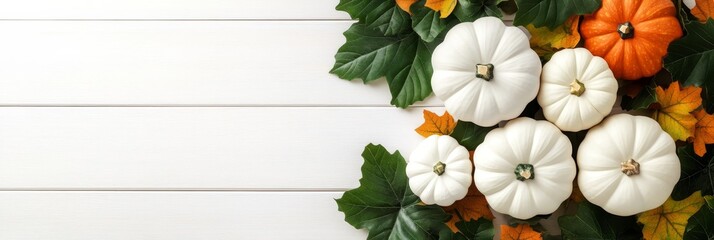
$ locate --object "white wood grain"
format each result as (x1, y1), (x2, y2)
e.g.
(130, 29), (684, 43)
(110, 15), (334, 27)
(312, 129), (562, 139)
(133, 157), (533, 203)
(0, 107), (443, 190)
(0, 191), (366, 239)
(0, 0), (351, 19)
(0, 21), (442, 107)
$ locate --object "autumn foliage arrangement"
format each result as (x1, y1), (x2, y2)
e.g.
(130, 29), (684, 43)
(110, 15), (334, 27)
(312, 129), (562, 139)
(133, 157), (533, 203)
(332, 0), (714, 239)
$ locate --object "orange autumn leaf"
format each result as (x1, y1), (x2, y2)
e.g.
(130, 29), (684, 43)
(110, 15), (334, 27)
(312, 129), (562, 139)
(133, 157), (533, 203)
(569, 181), (585, 203)
(526, 15), (581, 58)
(425, 0), (457, 18)
(501, 224), (542, 240)
(692, 0), (714, 22)
(653, 81), (702, 141)
(396, 0), (418, 13)
(693, 109), (714, 156)
(638, 191), (705, 240)
(443, 183), (494, 232)
(415, 110), (456, 137)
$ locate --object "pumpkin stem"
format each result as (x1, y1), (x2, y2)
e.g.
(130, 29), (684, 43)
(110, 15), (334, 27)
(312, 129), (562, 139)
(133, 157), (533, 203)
(514, 163), (534, 181)
(475, 63), (494, 81)
(621, 159), (640, 176)
(617, 22), (635, 39)
(433, 161), (446, 176)
(570, 79), (586, 96)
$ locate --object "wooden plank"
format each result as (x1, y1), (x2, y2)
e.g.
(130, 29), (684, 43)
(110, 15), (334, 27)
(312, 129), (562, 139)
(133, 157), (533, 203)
(0, 191), (366, 239)
(0, 21), (442, 106)
(0, 0), (351, 19)
(0, 0), (514, 20)
(0, 107), (442, 190)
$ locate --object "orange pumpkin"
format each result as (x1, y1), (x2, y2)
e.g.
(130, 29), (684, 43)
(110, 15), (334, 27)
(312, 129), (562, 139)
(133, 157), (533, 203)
(580, 0), (682, 80)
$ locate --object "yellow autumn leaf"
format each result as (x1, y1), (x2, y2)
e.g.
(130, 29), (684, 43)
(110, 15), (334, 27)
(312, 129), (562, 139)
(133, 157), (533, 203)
(692, 0), (714, 22)
(415, 110), (456, 137)
(501, 224), (542, 240)
(425, 0), (457, 18)
(693, 109), (714, 156)
(526, 15), (580, 58)
(653, 81), (702, 141)
(638, 191), (705, 240)
(396, 0), (419, 13)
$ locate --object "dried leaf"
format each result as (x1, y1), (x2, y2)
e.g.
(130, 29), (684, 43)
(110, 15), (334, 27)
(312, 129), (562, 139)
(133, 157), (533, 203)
(415, 110), (456, 137)
(693, 110), (714, 156)
(638, 191), (705, 240)
(654, 82), (703, 141)
(425, 0), (457, 18)
(397, 0), (419, 13)
(443, 183), (494, 232)
(692, 0), (714, 22)
(525, 15), (580, 58)
(500, 224), (542, 240)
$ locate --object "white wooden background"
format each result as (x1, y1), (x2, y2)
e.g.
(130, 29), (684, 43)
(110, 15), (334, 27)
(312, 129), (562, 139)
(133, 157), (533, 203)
(0, 1), (514, 239)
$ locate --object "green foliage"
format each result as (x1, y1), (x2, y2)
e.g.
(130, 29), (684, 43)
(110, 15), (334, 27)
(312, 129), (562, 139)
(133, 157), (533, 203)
(453, 0), (504, 22)
(558, 202), (643, 240)
(411, 0), (451, 42)
(513, 0), (601, 29)
(330, 23), (436, 107)
(673, 145), (714, 200)
(336, 144), (450, 239)
(621, 84), (657, 111)
(441, 218), (495, 240)
(683, 196), (714, 240)
(449, 121), (495, 150)
(336, 0), (411, 36)
(665, 19), (714, 112)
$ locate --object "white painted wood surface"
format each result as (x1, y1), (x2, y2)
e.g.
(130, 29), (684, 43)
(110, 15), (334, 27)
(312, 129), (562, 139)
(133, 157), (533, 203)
(0, 1), (514, 238)
(0, 191), (366, 239)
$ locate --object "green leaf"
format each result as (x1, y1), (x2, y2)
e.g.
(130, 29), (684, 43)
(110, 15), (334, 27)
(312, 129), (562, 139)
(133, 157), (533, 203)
(453, 0), (504, 22)
(449, 121), (495, 150)
(558, 201), (643, 240)
(336, 0), (411, 36)
(410, 0), (449, 42)
(438, 218), (494, 240)
(673, 145), (714, 200)
(620, 84), (657, 111)
(513, 0), (601, 29)
(331, 23), (437, 108)
(336, 144), (450, 239)
(664, 19), (714, 112)
(683, 195), (714, 240)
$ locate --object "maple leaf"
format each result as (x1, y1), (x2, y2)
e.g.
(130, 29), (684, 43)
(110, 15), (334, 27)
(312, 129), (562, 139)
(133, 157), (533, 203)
(443, 182), (494, 232)
(500, 224), (542, 240)
(415, 110), (456, 137)
(396, 0), (419, 13)
(525, 15), (580, 59)
(424, 0), (457, 18)
(693, 110), (714, 157)
(653, 82), (703, 141)
(692, 0), (714, 22)
(638, 191), (705, 240)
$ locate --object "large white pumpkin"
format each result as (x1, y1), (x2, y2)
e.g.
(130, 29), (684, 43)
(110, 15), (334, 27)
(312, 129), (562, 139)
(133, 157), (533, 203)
(577, 114), (680, 216)
(473, 118), (576, 219)
(407, 135), (472, 206)
(431, 17), (542, 127)
(538, 48), (618, 132)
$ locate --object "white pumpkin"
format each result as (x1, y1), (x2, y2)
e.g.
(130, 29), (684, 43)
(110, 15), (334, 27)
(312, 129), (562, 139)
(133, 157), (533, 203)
(431, 17), (542, 127)
(577, 114), (680, 216)
(473, 118), (576, 219)
(538, 48), (618, 132)
(407, 135), (472, 206)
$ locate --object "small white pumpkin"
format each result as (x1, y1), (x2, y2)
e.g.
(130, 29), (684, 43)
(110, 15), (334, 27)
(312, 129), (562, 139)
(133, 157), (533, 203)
(577, 114), (680, 216)
(538, 48), (618, 132)
(431, 17), (542, 127)
(407, 135), (472, 206)
(473, 118), (576, 219)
